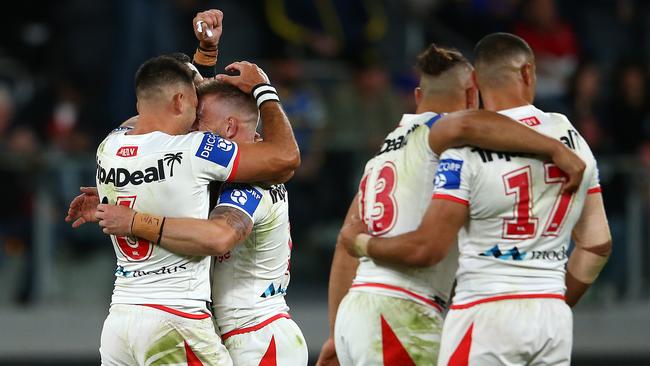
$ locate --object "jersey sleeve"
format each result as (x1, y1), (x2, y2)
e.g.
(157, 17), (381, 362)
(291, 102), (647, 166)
(551, 112), (601, 194)
(587, 162), (601, 194)
(215, 184), (263, 223)
(190, 132), (240, 183)
(432, 148), (473, 206)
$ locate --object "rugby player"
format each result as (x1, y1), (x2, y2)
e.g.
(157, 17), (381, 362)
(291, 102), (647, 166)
(317, 44), (586, 365)
(80, 54), (298, 365)
(341, 33), (610, 366)
(92, 80), (308, 365)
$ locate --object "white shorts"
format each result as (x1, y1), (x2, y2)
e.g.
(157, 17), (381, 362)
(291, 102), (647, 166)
(221, 314), (308, 366)
(100, 304), (232, 366)
(334, 291), (444, 366)
(437, 296), (572, 366)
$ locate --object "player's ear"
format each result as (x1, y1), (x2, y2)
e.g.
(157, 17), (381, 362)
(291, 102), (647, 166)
(172, 93), (184, 115)
(414, 87), (423, 106)
(466, 86), (479, 110)
(521, 63), (533, 86)
(466, 70), (479, 109)
(225, 117), (238, 139)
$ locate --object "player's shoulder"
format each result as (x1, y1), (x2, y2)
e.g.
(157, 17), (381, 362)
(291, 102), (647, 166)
(102, 126), (130, 142)
(110, 125), (133, 134)
(544, 111), (575, 128)
(399, 112), (441, 129)
(439, 145), (475, 160)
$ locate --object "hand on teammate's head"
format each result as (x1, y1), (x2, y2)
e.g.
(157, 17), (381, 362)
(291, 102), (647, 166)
(216, 62), (270, 94)
(193, 9), (223, 49)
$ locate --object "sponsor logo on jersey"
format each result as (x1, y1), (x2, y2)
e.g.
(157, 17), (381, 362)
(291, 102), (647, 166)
(377, 123), (420, 156)
(230, 189), (248, 205)
(116, 146), (138, 157)
(114, 263), (188, 278)
(479, 245), (526, 260)
(215, 251), (231, 263)
(519, 116), (541, 127)
(560, 129), (580, 150)
(218, 184), (262, 217)
(528, 246), (568, 261)
(479, 245), (568, 261)
(269, 184), (287, 204)
(97, 152), (183, 187)
(471, 148), (530, 163)
(435, 159), (463, 189)
(196, 132), (236, 167)
(260, 282), (286, 298)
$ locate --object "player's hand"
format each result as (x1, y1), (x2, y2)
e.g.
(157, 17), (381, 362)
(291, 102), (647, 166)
(551, 145), (586, 194)
(65, 187), (100, 228)
(315, 337), (339, 366)
(96, 204), (136, 236)
(339, 214), (367, 258)
(193, 9), (223, 49)
(216, 61), (270, 94)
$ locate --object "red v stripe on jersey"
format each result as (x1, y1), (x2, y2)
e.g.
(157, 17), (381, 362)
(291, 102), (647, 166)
(449, 323), (473, 366)
(380, 315), (415, 366)
(184, 341), (204, 366)
(259, 335), (277, 366)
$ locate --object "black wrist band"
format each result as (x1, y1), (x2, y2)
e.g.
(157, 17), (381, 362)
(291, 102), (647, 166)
(197, 44), (217, 52)
(251, 83), (280, 108)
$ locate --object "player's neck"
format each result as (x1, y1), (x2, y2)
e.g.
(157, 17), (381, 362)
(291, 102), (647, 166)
(480, 88), (531, 112)
(129, 114), (184, 136)
(416, 97), (464, 114)
(231, 124), (258, 144)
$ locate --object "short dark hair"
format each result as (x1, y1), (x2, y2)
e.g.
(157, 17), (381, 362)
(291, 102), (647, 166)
(416, 43), (470, 77)
(197, 80), (257, 116)
(474, 32), (534, 66)
(166, 52), (191, 64)
(134, 55), (195, 99)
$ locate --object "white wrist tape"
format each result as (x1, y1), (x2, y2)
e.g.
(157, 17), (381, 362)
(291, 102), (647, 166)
(354, 233), (371, 257)
(251, 83), (280, 108)
(567, 246), (609, 284)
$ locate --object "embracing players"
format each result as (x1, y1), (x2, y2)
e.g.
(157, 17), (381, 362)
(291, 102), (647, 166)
(66, 9), (308, 365)
(341, 33), (610, 366)
(93, 80), (308, 365)
(318, 43), (585, 365)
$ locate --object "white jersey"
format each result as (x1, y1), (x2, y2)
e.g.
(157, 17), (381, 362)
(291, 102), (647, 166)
(433, 105), (601, 308)
(96, 128), (240, 313)
(352, 112), (459, 311)
(211, 183), (292, 335)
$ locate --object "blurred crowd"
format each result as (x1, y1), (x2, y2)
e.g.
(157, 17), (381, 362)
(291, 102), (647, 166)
(1, 0), (649, 304)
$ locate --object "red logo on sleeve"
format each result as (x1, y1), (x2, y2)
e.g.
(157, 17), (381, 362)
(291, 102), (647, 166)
(116, 146), (139, 157)
(519, 116), (541, 127)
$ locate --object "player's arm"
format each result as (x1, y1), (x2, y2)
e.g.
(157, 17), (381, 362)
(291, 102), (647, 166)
(95, 204), (251, 256)
(341, 198), (468, 267)
(565, 192), (611, 307)
(316, 195), (361, 366)
(428, 110), (585, 193)
(191, 9), (223, 78)
(217, 62), (300, 183)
